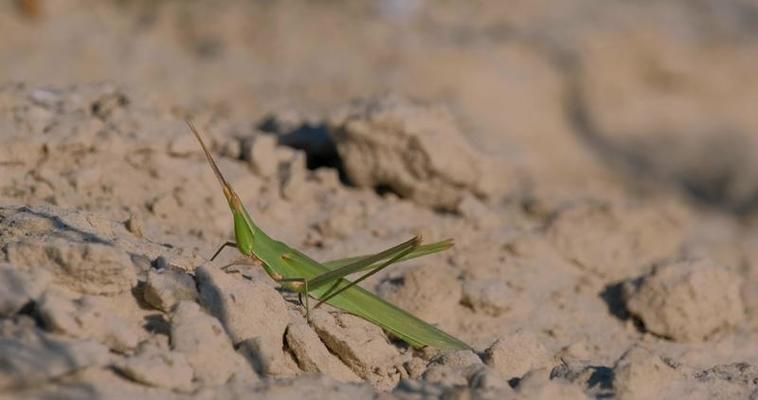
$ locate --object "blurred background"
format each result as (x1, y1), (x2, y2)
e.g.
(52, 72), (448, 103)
(4, 0), (758, 216)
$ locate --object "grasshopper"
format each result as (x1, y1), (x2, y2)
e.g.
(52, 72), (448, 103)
(187, 120), (470, 350)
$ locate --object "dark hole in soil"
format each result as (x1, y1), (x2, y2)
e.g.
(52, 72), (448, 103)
(258, 116), (351, 185)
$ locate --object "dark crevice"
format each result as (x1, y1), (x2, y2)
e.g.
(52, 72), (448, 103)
(258, 116), (351, 185)
(599, 281), (630, 322)
(374, 184), (395, 197)
(142, 314), (171, 336)
(17, 301), (46, 330)
(599, 280), (664, 338)
(550, 363), (615, 398)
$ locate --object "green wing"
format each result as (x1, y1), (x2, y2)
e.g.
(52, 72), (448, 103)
(288, 248), (470, 350)
(250, 225), (470, 350)
(322, 239), (454, 271)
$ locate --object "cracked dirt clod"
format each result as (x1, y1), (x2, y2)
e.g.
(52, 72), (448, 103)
(310, 310), (406, 391)
(468, 367), (510, 391)
(5, 237), (137, 295)
(37, 289), (142, 353)
(623, 257), (745, 342)
(143, 268), (198, 313)
(0, 334), (110, 390)
(237, 336), (300, 378)
(0, 263), (51, 317)
(243, 134), (279, 177)
(483, 331), (554, 381)
(515, 368), (588, 400)
(195, 265), (290, 345)
(422, 350), (486, 388)
(461, 279), (513, 317)
(170, 301), (256, 385)
(116, 343), (195, 392)
(328, 94), (507, 210)
(613, 346), (681, 400)
(285, 320), (361, 383)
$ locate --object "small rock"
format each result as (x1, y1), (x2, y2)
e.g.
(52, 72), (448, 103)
(393, 379), (447, 398)
(403, 357), (428, 380)
(623, 257), (745, 341)
(483, 331), (554, 381)
(116, 343), (195, 392)
(550, 360), (614, 399)
(0, 315), (39, 340)
(311, 310), (405, 391)
(196, 265), (290, 345)
(0, 206), (56, 238)
(613, 347), (680, 400)
(468, 366), (509, 391)
(516, 368), (587, 399)
(143, 268), (198, 312)
(221, 136), (243, 159)
(37, 290), (141, 353)
(312, 167), (341, 188)
(88, 88), (128, 119)
(421, 365), (469, 387)
(280, 152), (309, 201)
(125, 212), (144, 238)
(0, 335), (109, 390)
(170, 301), (255, 385)
(237, 336), (300, 378)
(244, 134), (279, 177)
(423, 350), (486, 388)
(285, 321), (361, 383)
(0, 263), (51, 317)
(430, 350), (483, 371)
(461, 279), (513, 317)
(5, 238), (137, 295)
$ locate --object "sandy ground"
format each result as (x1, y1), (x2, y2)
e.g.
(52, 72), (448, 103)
(1, 1), (757, 399)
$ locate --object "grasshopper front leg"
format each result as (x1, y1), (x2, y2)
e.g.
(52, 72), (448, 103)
(208, 242), (264, 272)
(210, 241), (238, 261)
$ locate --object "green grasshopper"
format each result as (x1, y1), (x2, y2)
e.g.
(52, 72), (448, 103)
(187, 120), (470, 351)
